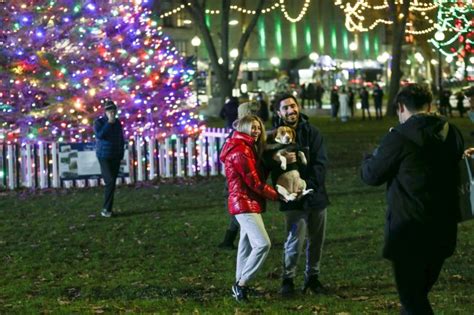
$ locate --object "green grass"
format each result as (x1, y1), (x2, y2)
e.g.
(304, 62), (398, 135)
(1, 116), (473, 314)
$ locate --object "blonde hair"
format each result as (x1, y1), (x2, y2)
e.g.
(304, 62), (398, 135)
(234, 114), (266, 157)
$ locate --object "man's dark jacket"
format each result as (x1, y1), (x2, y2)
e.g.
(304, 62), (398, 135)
(361, 114), (464, 260)
(94, 116), (125, 160)
(266, 113), (330, 212)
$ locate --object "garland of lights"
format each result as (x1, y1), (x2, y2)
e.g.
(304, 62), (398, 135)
(0, 0), (203, 143)
(160, 0), (311, 23)
(335, 0), (437, 35)
(429, 0), (473, 61)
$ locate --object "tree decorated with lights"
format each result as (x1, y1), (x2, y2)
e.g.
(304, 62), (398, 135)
(0, 0), (202, 143)
(430, 0), (473, 80)
(335, 0), (438, 115)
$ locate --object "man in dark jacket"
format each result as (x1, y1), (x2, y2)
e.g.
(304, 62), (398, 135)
(94, 99), (125, 218)
(361, 84), (464, 314)
(268, 93), (330, 296)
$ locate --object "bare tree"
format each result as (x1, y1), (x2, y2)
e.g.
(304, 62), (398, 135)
(181, 0), (266, 101)
(386, 0), (411, 116)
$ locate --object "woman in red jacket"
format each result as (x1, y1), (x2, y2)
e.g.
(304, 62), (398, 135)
(219, 114), (281, 302)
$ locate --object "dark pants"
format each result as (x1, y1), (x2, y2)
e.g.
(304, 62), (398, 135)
(392, 257), (445, 315)
(99, 158), (121, 212)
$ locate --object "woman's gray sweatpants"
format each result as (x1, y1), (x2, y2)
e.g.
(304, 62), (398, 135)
(235, 213), (271, 285)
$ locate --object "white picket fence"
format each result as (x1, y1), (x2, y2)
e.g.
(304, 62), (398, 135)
(0, 128), (230, 190)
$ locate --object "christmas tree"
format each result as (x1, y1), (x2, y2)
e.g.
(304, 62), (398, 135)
(0, 0), (202, 143)
(430, 0), (473, 62)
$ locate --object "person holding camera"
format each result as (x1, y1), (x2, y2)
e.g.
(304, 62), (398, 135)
(361, 84), (464, 314)
(94, 99), (125, 218)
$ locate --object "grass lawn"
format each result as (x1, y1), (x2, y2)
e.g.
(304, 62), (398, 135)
(1, 115), (473, 314)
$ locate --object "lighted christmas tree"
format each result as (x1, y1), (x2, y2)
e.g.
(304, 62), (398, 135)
(0, 0), (202, 143)
(430, 0), (473, 61)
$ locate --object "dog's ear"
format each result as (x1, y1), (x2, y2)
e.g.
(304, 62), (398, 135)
(290, 128), (296, 142)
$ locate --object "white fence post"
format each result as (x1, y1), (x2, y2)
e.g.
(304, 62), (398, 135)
(158, 140), (165, 177)
(176, 137), (183, 177)
(7, 144), (15, 190)
(186, 138), (194, 176)
(136, 136), (144, 182)
(219, 130), (227, 174)
(208, 136), (216, 176)
(38, 142), (46, 189)
(164, 138), (171, 178)
(199, 135), (206, 176)
(51, 142), (59, 188)
(25, 143), (32, 188)
(148, 138), (155, 180)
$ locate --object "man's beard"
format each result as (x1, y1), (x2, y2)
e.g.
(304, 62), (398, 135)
(283, 114), (298, 127)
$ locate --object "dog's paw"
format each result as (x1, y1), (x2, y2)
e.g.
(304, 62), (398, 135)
(302, 189), (314, 196)
(287, 193), (297, 201)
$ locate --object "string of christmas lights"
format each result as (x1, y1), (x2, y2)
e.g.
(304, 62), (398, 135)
(0, 0), (203, 143)
(159, 0), (311, 23)
(335, 0), (438, 35)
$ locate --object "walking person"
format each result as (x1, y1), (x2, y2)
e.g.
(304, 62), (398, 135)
(338, 86), (349, 122)
(94, 99), (125, 218)
(361, 84), (464, 314)
(315, 82), (325, 109)
(330, 86), (339, 120)
(269, 93), (330, 297)
(373, 83), (384, 119)
(439, 88), (452, 117)
(456, 90), (466, 117)
(348, 87), (355, 117)
(360, 87), (371, 120)
(220, 115), (284, 302)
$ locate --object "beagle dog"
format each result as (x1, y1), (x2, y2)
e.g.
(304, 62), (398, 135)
(267, 126), (313, 201)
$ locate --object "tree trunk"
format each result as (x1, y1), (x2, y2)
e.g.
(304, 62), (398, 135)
(386, 0), (410, 116)
(183, 0), (265, 102)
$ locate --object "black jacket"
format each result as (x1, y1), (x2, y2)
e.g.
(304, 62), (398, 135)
(361, 114), (464, 260)
(266, 114), (330, 212)
(94, 116), (125, 160)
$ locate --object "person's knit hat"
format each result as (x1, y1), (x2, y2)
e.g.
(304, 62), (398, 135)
(104, 100), (117, 111)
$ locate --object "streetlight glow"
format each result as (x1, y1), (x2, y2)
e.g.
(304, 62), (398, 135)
(229, 48), (239, 58)
(349, 41), (358, 51)
(309, 52), (319, 62)
(191, 36), (201, 47)
(270, 57), (280, 66)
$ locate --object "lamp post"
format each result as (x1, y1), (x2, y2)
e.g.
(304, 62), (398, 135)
(349, 41), (358, 84)
(191, 35), (201, 106)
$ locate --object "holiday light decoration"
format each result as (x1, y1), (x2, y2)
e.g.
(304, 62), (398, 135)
(335, 0), (438, 35)
(429, 0), (473, 60)
(0, 0), (203, 143)
(160, 0), (310, 23)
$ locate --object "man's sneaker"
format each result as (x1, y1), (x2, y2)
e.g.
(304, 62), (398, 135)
(231, 282), (248, 302)
(302, 275), (327, 294)
(280, 278), (295, 297)
(101, 209), (112, 218)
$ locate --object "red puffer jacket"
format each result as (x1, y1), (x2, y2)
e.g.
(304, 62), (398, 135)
(219, 131), (278, 215)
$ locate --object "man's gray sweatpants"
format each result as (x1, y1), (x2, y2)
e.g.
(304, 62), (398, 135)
(282, 208), (327, 279)
(235, 213), (271, 285)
